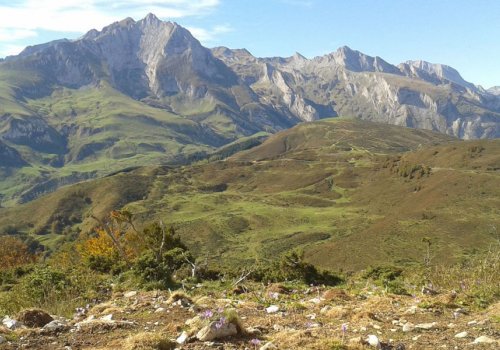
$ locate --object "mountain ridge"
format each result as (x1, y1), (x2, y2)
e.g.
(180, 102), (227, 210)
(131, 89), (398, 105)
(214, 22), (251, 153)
(0, 14), (499, 205)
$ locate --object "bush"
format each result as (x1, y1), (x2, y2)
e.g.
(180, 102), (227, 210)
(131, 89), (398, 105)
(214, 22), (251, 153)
(363, 265), (408, 295)
(0, 265), (111, 317)
(253, 250), (343, 286)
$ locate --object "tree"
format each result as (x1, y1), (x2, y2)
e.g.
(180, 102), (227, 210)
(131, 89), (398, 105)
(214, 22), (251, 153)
(0, 236), (38, 270)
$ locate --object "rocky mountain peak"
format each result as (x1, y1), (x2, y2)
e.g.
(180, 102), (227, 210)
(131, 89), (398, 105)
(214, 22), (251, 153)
(488, 86), (500, 95)
(313, 46), (400, 74)
(402, 60), (476, 91)
(291, 52), (307, 61)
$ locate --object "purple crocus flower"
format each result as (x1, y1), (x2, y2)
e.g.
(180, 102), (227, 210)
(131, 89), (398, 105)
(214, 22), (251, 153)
(215, 316), (226, 329)
(202, 309), (213, 319)
(250, 338), (261, 346)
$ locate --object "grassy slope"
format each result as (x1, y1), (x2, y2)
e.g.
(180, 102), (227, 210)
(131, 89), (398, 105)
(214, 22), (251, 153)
(1, 119), (499, 271)
(0, 66), (222, 205)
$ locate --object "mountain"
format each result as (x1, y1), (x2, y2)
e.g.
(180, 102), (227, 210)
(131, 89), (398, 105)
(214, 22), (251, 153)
(488, 86), (500, 95)
(213, 45), (500, 139)
(1, 119), (498, 271)
(0, 14), (499, 205)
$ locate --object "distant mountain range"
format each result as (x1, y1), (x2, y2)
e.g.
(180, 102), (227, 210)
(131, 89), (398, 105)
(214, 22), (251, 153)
(0, 13), (499, 205)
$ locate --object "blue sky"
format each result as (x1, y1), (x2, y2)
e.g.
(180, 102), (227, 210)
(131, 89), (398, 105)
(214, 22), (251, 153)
(0, 0), (498, 88)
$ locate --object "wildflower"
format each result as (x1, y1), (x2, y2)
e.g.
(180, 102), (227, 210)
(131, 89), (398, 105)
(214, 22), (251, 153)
(341, 323), (348, 344)
(215, 316), (226, 329)
(201, 309), (213, 319)
(250, 338), (261, 348)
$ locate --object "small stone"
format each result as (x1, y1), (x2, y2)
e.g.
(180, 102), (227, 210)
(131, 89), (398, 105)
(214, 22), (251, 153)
(402, 323), (415, 332)
(124, 291), (137, 298)
(259, 342), (277, 350)
(154, 307), (165, 313)
(467, 320), (477, 326)
(196, 321), (238, 341)
(372, 324), (381, 330)
(266, 305), (280, 314)
(41, 320), (69, 334)
(0, 335), (5, 344)
(455, 331), (468, 338)
(366, 334), (381, 348)
(415, 322), (437, 330)
(320, 305), (332, 314)
(273, 324), (284, 331)
(472, 336), (496, 344)
(392, 320), (400, 325)
(100, 314), (113, 321)
(412, 335), (421, 341)
(404, 306), (418, 315)
(447, 323), (456, 328)
(308, 297), (322, 304)
(176, 331), (188, 344)
(2, 316), (21, 330)
(246, 327), (262, 336)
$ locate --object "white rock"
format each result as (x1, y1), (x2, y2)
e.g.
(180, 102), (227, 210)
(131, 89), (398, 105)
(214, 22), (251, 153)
(472, 336), (497, 344)
(402, 322), (415, 332)
(372, 324), (381, 330)
(273, 324), (284, 331)
(467, 320), (477, 326)
(405, 305), (418, 315)
(455, 331), (468, 338)
(42, 320), (68, 333)
(176, 331), (188, 344)
(366, 334), (381, 348)
(447, 323), (456, 328)
(266, 305), (280, 314)
(154, 307), (166, 313)
(259, 342), (277, 350)
(100, 314), (113, 321)
(196, 321), (238, 341)
(320, 305), (332, 314)
(415, 322), (437, 330)
(308, 297), (322, 304)
(2, 316), (21, 330)
(412, 335), (421, 341)
(124, 291), (137, 298)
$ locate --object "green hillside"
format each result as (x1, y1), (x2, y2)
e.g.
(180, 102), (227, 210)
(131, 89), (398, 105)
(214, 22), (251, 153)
(0, 119), (498, 271)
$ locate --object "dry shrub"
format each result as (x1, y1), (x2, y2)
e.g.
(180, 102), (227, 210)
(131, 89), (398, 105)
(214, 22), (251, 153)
(166, 291), (192, 305)
(425, 246), (500, 308)
(17, 308), (53, 328)
(124, 332), (175, 350)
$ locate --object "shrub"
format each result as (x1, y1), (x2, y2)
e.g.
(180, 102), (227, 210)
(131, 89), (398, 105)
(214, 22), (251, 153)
(0, 236), (38, 270)
(133, 248), (191, 289)
(363, 265), (409, 295)
(253, 250), (343, 285)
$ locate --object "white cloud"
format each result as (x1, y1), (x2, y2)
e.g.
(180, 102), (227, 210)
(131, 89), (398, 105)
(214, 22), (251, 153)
(0, 0), (221, 33)
(187, 24), (232, 44)
(0, 0), (223, 58)
(0, 29), (38, 42)
(0, 44), (26, 57)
